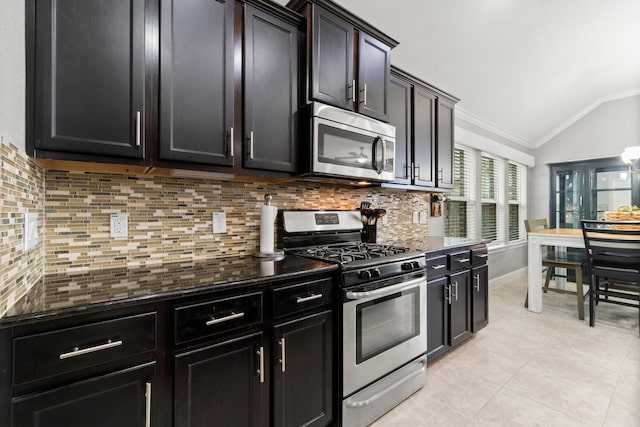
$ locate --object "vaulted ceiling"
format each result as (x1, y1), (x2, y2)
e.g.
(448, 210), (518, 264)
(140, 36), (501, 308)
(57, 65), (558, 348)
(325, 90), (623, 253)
(277, 0), (640, 149)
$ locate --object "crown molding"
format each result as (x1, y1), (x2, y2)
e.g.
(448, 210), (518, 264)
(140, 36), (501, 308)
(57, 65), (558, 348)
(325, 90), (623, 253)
(455, 107), (536, 149)
(534, 88), (640, 148)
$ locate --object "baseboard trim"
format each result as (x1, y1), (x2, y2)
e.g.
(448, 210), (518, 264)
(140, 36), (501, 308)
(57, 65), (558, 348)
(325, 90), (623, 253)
(489, 267), (527, 289)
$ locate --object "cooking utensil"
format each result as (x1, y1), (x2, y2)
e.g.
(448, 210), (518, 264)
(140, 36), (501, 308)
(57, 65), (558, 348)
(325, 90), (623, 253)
(359, 201), (371, 210)
(372, 208), (386, 225)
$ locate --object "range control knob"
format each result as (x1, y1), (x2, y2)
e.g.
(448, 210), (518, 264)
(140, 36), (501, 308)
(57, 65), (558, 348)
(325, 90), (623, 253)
(401, 262), (414, 271)
(358, 270), (372, 280)
(412, 261), (421, 269)
(370, 268), (381, 278)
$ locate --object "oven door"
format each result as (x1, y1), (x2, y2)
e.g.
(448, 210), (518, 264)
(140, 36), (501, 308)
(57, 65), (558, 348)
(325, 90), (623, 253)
(342, 273), (426, 397)
(312, 116), (395, 182)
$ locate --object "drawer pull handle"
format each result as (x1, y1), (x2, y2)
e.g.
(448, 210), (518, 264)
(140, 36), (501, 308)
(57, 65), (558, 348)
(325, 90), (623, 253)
(59, 339), (123, 359)
(430, 264), (446, 270)
(477, 253), (488, 258)
(474, 274), (481, 291)
(206, 311), (244, 326)
(456, 258), (470, 263)
(296, 293), (323, 304)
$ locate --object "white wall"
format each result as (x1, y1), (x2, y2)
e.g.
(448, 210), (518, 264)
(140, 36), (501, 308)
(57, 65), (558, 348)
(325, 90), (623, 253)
(0, 0), (26, 152)
(530, 95), (640, 220)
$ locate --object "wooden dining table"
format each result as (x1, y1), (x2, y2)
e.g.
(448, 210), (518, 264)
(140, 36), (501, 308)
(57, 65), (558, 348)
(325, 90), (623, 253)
(527, 228), (584, 313)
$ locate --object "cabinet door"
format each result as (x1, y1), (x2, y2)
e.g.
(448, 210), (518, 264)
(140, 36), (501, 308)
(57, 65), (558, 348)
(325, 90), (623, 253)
(471, 265), (489, 333)
(12, 363), (155, 427)
(34, 0), (145, 158)
(273, 311), (333, 427)
(311, 6), (354, 110)
(426, 277), (449, 362)
(174, 333), (267, 427)
(448, 270), (471, 347)
(436, 98), (455, 189)
(357, 32), (390, 121)
(244, 6), (298, 172)
(159, 0), (234, 165)
(412, 87), (436, 187)
(388, 74), (412, 185)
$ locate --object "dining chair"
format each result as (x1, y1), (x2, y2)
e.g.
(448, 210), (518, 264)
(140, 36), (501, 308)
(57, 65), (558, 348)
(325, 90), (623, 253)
(581, 220), (640, 336)
(524, 218), (588, 320)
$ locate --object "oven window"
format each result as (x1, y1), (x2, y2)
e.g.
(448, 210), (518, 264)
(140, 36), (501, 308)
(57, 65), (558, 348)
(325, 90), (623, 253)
(356, 287), (420, 363)
(317, 124), (392, 173)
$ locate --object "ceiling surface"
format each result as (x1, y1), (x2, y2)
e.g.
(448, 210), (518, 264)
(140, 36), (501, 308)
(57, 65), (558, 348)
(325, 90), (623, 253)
(276, 0), (640, 148)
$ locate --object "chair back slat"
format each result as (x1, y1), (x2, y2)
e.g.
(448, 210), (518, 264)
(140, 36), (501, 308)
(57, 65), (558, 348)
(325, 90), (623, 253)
(525, 218), (548, 233)
(581, 220), (640, 283)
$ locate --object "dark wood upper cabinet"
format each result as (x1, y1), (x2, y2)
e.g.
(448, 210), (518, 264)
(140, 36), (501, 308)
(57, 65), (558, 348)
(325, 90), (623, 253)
(385, 67), (459, 191)
(413, 87), (437, 187)
(159, 0), (235, 166)
(437, 98), (456, 189)
(290, 0), (397, 121)
(30, 0), (146, 159)
(244, 5), (300, 173)
(388, 74), (412, 184)
(357, 32), (391, 121)
(311, 6), (354, 110)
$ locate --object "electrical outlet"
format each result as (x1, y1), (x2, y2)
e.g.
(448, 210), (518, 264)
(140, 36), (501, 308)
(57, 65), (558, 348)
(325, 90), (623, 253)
(412, 211), (419, 224)
(382, 215), (388, 225)
(110, 213), (128, 238)
(24, 213), (38, 251)
(213, 212), (227, 233)
(419, 211), (428, 224)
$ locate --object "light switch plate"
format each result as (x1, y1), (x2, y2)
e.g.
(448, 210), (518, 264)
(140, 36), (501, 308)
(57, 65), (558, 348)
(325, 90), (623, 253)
(412, 211), (419, 224)
(213, 212), (227, 233)
(110, 213), (128, 238)
(24, 213), (38, 251)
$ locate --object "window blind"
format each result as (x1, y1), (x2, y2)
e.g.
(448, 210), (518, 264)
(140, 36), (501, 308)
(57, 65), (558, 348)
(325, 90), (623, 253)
(508, 161), (526, 241)
(444, 146), (475, 238)
(481, 153), (503, 244)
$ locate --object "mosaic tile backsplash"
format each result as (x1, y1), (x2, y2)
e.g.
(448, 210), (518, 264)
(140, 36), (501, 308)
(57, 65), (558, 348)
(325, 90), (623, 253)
(0, 139), (45, 317)
(44, 171), (431, 274)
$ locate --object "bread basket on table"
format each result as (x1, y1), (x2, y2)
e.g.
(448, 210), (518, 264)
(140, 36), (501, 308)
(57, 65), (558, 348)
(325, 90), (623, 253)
(603, 205), (640, 229)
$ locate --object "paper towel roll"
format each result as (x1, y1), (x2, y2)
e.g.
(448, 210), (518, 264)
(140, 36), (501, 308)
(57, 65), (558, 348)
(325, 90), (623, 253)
(260, 205), (278, 254)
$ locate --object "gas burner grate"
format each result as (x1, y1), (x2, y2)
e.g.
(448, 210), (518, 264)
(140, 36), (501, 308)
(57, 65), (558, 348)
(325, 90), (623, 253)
(296, 243), (409, 264)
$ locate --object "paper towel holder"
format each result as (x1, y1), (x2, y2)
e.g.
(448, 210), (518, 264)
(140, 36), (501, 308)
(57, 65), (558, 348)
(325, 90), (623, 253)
(254, 193), (285, 259)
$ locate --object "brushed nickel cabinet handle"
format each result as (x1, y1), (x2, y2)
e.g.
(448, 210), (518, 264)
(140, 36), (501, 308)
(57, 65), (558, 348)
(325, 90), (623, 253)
(257, 346), (265, 383)
(445, 284), (451, 304)
(454, 281), (459, 301)
(431, 264), (446, 270)
(59, 339), (123, 359)
(474, 274), (481, 291)
(229, 127), (234, 157)
(414, 163), (421, 179)
(279, 338), (286, 373)
(477, 254), (488, 258)
(206, 311), (244, 326)
(145, 382), (152, 427)
(456, 258), (470, 263)
(249, 131), (254, 160)
(135, 111), (141, 146)
(410, 162), (415, 180)
(361, 83), (367, 105)
(352, 79), (356, 102)
(438, 168), (443, 182)
(296, 293), (323, 303)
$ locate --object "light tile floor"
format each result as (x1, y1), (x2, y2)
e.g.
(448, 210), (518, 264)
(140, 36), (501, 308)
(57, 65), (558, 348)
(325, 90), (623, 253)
(372, 276), (640, 427)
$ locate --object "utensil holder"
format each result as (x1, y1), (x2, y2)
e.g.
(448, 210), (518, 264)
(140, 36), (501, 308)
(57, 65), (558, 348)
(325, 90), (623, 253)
(361, 224), (377, 243)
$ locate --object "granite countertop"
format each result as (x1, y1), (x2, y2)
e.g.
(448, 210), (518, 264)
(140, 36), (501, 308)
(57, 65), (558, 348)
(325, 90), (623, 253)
(381, 236), (485, 254)
(1, 255), (338, 327)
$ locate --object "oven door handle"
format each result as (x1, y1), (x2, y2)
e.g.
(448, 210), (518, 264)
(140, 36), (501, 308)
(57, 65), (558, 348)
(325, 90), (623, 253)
(345, 275), (425, 300)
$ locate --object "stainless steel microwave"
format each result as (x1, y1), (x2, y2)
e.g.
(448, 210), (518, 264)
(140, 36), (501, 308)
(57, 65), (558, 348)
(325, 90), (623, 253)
(302, 102), (396, 182)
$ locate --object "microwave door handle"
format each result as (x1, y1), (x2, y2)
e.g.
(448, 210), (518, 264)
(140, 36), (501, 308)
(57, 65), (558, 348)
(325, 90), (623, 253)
(381, 139), (387, 174)
(372, 136), (383, 174)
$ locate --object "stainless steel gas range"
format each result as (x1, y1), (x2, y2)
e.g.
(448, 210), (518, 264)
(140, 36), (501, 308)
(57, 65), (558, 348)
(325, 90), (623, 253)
(280, 210), (427, 427)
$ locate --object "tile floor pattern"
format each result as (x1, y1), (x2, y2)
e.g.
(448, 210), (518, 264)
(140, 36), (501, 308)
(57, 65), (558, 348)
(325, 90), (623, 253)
(372, 277), (640, 427)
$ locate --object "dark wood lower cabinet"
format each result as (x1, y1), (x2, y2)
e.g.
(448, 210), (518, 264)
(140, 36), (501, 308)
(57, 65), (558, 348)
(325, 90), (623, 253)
(471, 264), (489, 333)
(272, 311), (333, 427)
(12, 362), (155, 427)
(426, 276), (449, 361)
(449, 270), (471, 347)
(174, 332), (267, 427)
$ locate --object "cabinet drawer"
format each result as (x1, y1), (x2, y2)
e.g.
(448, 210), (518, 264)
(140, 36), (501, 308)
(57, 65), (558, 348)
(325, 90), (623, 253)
(471, 246), (488, 266)
(174, 292), (262, 344)
(426, 255), (449, 280)
(448, 250), (471, 272)
(13, 312), (156, 387)
(272, 278), (333, 319)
